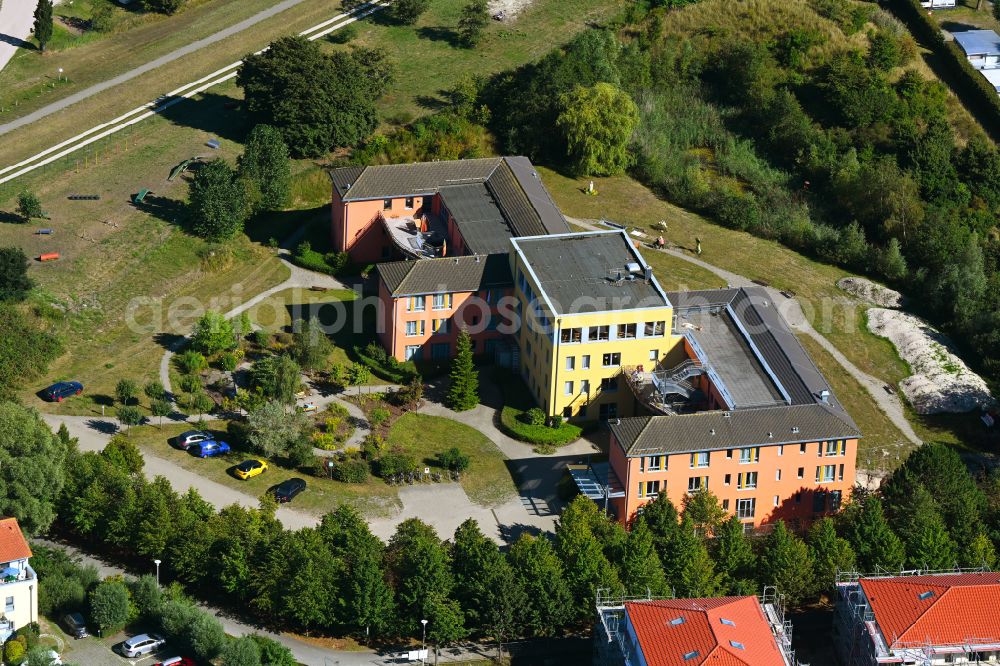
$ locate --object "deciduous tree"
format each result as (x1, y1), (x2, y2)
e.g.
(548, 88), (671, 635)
(192, 311), (237, 355)
(246, 400), (306, 458)
(189, 159), (247, 241)
(250, 354), (301, 403)
(115, 378), (139, 406)
(390, 0), (430, 24)
(0, 247), (33, 302)
(507, 534), (572, 636)
(619, 518), (669, 597)
(843, 495), (905, 573)
(556, 82), (639, 176)
(758, 521), (814, 606)
(16, 191), (42, 222)
(89, 579), (132, 634)
(807, 517), (855, 596)
(0, 402), (67, 534)
(713, 515), (757, 596)
(291, 317), (333, 370)
(238, 124), (291, 213)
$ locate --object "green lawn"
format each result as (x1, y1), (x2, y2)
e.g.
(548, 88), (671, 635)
(386, 413), (517, 506)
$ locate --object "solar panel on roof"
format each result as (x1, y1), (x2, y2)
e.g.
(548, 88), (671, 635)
(720, 618), (736, 626)
(683, 651), (700, 660)
(730, 640), (745, 649)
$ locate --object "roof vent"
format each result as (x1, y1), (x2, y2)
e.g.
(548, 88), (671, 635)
(613, 418), (621, 426)
(918, 590), (935, 600)
(709, 428), (716, 435)
(626, 262), (641, 274)
(454, 258), (460, 264)
(475, 255), (481, 263)
(669, 617), (686, 626)
(767, 431), (773, 438)
(644, 266), (653, 282)
(819, 389), (830, 403)
(723, 411), (731, 418)
(792, 426), (800, 434)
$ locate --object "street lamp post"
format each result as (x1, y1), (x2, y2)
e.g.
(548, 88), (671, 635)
(420, 619), (428, 665)
(57, 68), (63, 81)
(154, 559), (161, 587)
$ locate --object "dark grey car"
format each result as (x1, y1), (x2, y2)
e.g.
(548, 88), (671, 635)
(62, 612), (88, 639)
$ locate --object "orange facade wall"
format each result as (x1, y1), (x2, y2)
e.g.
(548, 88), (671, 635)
(332, 191), (429, 264)
(609, 435), (857, 528)
(377, 279), (510, 362)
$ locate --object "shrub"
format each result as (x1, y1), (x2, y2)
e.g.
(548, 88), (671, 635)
(523, 408), (545, 426)
(437, 447), (470, 472)
(361, 432), (385, 459)
(311, 431), (337, 450)
(179, 374), (202, 394)
(220, 352), (239, 372)
(333, 459), (369, 483)
(176, 350), (207, 375)
(376, 452), (417, 477)
(369, 407), (390, 427)
(4, 640), (24, 665)
(354, 343), (420, 384)
(251, 329), (270, 347)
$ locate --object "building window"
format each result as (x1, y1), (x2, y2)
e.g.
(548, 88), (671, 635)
(737, 471), (758, 490)
(431, 343), (450, 359)
(405, 345), (420, 360)
(432, 293), (453, 310)
(646, 455), (664, 472)
(736, 498), (756, 520)
(565, 356), (575, 371)
(600, 377), (618, 392)
(649, 349), (658, 361)
(639, 480), (661, 498)
(816, 465), (836, 483)
(823, 440), (846, 457)
(797, 467), (804, 479)
(405, 320), (425, 336)
(582, 355), (591, 369)
(617, 323), (637, 339)
(799, 443), (806, 454)
(563, 406), (573, 418)
(564, 381), (574, 395)
(644, 321), (666, 337)
(432, 318), (449, 335)
(690, 451), (709, 468)
(739, 447), (759, 464)
(383, 199), (393, 210)
(581, 379), (590, 394)
(687, 476), (708, 493)
(776, 469), (782, 481)
(839, 464), (845, 481)
(588, 326), (610, 341)
(405, 197), (414, 209)
(602, 352), (621, 367)
(722, 499), (730, 511)
(774, 495), (780, 507)
(778, 445), (784, 456)
(560, 328), (582, 343)
(4, 597), (11, 612)
(724, 474), (731, 485)
(726, 449), (733, 459)
(407, 296), (425, 312)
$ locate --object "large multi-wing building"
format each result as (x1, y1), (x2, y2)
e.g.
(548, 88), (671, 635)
(329, 157), (860, 527)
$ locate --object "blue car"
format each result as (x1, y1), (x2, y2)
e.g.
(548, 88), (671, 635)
(43, 381), (83, 402)
(195, 440), (230, 458)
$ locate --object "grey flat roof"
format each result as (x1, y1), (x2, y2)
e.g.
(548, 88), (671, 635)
(610, 404), (862, 457)
(953, 29), (1000, 57)
(377, 253), (512, 296)
(438, 184), (512, 255)
(512, 231), (670, 314)
(681, 309), (785, 408)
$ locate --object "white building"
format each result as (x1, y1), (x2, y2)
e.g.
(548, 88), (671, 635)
(953, 29), (1000, 70)
(0, 519), (37, 642)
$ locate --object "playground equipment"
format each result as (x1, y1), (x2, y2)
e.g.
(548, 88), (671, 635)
(168, 156), (205, 182)
(133, 189), (151, 204)
(67, 194), (100, 200)
(36, 229), (53, 235)
(38, 253), (60, 262)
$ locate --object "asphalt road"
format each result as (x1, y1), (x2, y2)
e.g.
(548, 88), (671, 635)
(0, 0), (313, 136)
(0, 0), (40, 74)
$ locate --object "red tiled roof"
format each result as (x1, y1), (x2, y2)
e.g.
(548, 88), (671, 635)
(0, 519), (31, 563)
(861, 573), (1000, 648)
(624, 597), (787, 666)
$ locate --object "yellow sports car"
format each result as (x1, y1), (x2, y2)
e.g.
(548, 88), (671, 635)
(234, 459), (268, 480)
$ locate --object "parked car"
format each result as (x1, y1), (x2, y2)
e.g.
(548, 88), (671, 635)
(61, 612), (88, 639)
(274, 477), (307, 503)
(120, 633), (166, 658)
(174, 430), (211, 450)
(195, 440), (230, 458)
(43, 381), (83, 402)
(234, 459), (268, 480)
(154, 658), (196, 666)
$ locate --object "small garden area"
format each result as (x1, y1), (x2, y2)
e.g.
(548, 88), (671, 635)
(496, 372), (583, 452)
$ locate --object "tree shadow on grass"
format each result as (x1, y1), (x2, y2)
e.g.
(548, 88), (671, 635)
(0, 211), (23, 224)
(154, 332), (185, 352)
(134, 194), (186, 227)
(416, 26), (461, 47)
(415, 94), (448, 111)
(157, 92), (252, 145)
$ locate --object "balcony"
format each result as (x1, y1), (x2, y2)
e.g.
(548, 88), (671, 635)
(381, 213), (449, 259)
(0, 564), (35, 585)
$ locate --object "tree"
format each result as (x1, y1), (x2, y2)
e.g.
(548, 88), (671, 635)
(248, 636), (296, 666)
(189, 159), (247, 241)
(176, 349), (208, 375)
(346, 532), (394, 640)
(0, 247), (33, 302)
(189, 612), (227, 661)
(142, 0), (184, 14)
(102, 434), (144, 475)
(679, 540), (723, 598)
(619, 519), (669, 597)
(807, 518), (855, 596)
(192, 311), (237, 355)
(221, 636), (261, 666)
(239, 124), (291, 213)
(713, 515), (758, 596)
(89, 579), (132, 634)
(237, 36), (378, 157)
(507, 534), (572, 636)
(291, 317), (333, 370)
(144, 380), (166, 402)
(117, 405), (144, 434)
(426, 594), (467, 660)
(446, 330), (479, 411)
(151, 399), (172, 428)
(450, 518), (524, 639)
(128, 574), (162, 619)
(115, 378), (139, 406)
(16, 191), (43, 222)
(33, 0), (53, 52)
(350, 46), (397, 98)
(250, 354), (301, 404)
(965, 532), (998, 569)
(246, 400), (306, 458)
(876, 238), (908, 282)
(555, 497), (622, 622)
(387, 519), (453, 624)
(457, 0), (489, 48)
(0, 402), (67, 534)
(390, 0), (430, 24)
(641, 493), (681, 561)
(906, 504), (957, 570)
(556, 83), (639, 176)
(844, 495), (905, 573)
(758, 521), (814, 606)
(681, 489), (726, 536)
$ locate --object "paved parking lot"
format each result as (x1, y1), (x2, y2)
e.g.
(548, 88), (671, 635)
(55, 630), (170, 666)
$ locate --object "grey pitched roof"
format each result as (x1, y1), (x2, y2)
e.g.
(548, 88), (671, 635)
(334, 158), (503, 201)
(377, 253), (512, 296)
(330, 166), (364, 198)
(500, 156), (569, 235)
(609, 404), (862, 457)
(512, 230), (670, 314)
(438, 184), (512, 254)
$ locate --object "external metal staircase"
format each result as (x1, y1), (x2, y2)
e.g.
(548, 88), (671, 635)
(651, 359), (705, 398)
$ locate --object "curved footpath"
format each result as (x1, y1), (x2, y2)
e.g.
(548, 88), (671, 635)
(567, 217), (921, 448)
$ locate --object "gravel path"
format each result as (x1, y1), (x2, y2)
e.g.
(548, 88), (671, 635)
(567, 216), (922, 448)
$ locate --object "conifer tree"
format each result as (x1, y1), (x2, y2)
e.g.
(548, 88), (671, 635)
(555, 497), (621, 620)
(807, 517), (855, 595)
(680, 541), (722, 599)
(844, 496), (905, 573)
(662, 515), (702, 592)
(713, 515), (758, 596)
(446, 330), (479, 411)
(620, 519), (669, 597)
(508, 535), (572, 636)
(908, 509), (957, 570)
(33, 0), (53, 52)
(759, 521), (814, 606)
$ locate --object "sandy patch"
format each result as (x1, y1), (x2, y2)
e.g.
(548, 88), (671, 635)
(837, 277), (903, 308)
(488, 0), (535, 20)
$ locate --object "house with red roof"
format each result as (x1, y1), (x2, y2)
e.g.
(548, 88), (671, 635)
(594, 592), (797, 665)
(0, 518), (37, 642)
(833, 570), (1000, 665)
